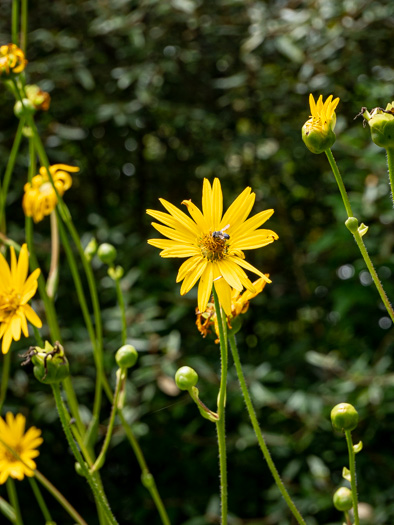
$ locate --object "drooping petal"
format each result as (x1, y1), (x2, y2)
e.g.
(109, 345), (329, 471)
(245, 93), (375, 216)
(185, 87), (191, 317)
(22, 304), (43, 328)
(176, 255), (203, 283)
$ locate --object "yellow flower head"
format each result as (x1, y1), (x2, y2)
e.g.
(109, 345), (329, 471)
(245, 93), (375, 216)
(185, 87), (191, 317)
(0, 244), (42, 354)
(0, 44), (27, 75)
(147, 178), (278, 316)
(0, 413), (43, 484)
(22, 164), (79, 223)
(302, 94), (340, 154)
(196, 276), (268, 341)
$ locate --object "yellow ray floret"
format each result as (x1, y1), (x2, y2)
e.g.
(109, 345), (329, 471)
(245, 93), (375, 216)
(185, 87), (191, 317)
(0, 413), (43, 484)
(305, 93), (340, 133)
(147, 178), (278, 315)
(0, 44), (27, 75)
(0, 244), (42, 354)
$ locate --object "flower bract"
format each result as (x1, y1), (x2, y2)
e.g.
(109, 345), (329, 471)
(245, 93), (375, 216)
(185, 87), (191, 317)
(147, 178), (278, 315)
(0, 413), (43, 484)
(0, 244), (42, 354)
(302, 94), (340, 154)
(0, 44), (27, 75)
(23, 164), (79, 223)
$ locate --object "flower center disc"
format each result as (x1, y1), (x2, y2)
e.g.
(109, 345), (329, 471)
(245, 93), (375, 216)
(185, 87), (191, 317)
(198, 233), (229, 262)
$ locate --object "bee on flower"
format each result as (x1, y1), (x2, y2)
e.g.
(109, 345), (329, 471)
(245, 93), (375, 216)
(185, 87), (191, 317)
(22, 164), (79, 223)
(302, 94), (340, 154)
(0, 44), (27, 76)
(147, 178), (278, 316)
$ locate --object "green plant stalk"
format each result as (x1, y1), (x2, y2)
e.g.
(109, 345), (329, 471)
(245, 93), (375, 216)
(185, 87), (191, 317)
(114, 276), (127, 345)
(229, 333), (307, 525)
(386, 148), (394, 206)
(326, 147), (394, 323)
(12, 0), (19, 45)
(345, 431), (360, 525)
(46, 211), (59, 299)
(6, 478), (22, 525)
(344, 510), (351, 525)
(0, 118), (25, 232)
(0, 352), (11, 413)
(212, 288), (228, 525)
(0, 496), (16, 523)
(91, 369), (125, 473)
(28, 477), (52, 523)
(35, 470), (88, 525)
(20, 0), (28, 53)
(117, 410), (171, 525)
(51, 383), (119, 525)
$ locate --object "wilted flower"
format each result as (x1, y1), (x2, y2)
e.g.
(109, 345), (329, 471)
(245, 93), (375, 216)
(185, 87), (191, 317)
(302, 94), (340, 154)
(0, 44), (27, 75)
(23, 164), (79, 223)
(25, 84), (51, 111)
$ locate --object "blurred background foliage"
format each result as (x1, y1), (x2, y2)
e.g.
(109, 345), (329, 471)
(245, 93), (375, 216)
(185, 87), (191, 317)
(1, 0), (394, 523)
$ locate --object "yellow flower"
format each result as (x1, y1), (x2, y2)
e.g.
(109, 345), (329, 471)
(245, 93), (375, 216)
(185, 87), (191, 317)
(147, 178), (278, 315)
(22, 164), (79, 223)
(0, 413), (43, 484)
(196, 276), (268, 341)
(0, 244), (42, 354)
(302, 94), (340, 154)
(0, 44), (27, 75)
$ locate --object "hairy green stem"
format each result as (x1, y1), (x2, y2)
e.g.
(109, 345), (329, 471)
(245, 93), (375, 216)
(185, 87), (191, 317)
(345, 431), (360, 525)
(229, 333), (307, 525)
(114, 276), (127, 345)
(386, 148), (394, 206)
(6, 478), (22, 524)
(28, 477), (53, 523)
(212, 288), (228, 525)
(325, 149), (353, 217)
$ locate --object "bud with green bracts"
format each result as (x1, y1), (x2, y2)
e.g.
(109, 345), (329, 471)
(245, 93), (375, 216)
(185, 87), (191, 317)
(331, 403), (359, 432)
(21, 341), (70, 384)
(362, 103), (394, 148)
(175, 366), (199, 390)
(333, 487), (353, 512)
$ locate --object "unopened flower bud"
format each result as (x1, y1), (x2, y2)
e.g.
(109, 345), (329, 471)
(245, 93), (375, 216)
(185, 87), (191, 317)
(302, 94), (339, 154)
(25, 341), (70, 384)
(115, 345), (138, 369)
(345, 217), (359, 234)
(97, 243), (117, 265)
(363, 103), (394, 148)
(14, 98), (35, 118)
(108, 265), (124, 280)
(175, 366), (198, 390)
(333, 486), (353, 512)
(141, 471), (154, 489)
(84, 238), (98, 262)
(331, 403), (359, 432)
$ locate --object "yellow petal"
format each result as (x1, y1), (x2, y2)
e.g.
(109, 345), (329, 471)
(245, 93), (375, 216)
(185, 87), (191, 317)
(16, 244), (29, 291)
(231, 209), (274, 239)
(198, 264), (213, 314)
(202, 178), (213, 228)
(231, 230), (278, 251)
(158, 198), (199, 236)
(217, 259), (243, 291)
(211, 178), (223, 229)
(181, 200), (209, 232)
(180, 259), (207, 295)
(176, 255), (203, 283)
(23, 304), (42, 328)
(220, 187), (254, 231)
(151, 222), (196, 244)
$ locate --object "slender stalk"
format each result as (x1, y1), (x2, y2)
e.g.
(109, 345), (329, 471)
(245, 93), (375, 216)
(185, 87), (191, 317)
(114, 276), (127, 345)
(0, 496), (16, 523)
(46, 211), (59, 299)
(0, 352), (11, 413)
(28, 477), (53, 523)
(35, 470), (88, 525)
(228, 333), (307, 525)
(345, 431), (360, 525)
(212, 288), (228, 525)
(325, 149), (353, 217)
(20, 0), (28, 53)
(12, 0), (19, 45)
(0, 118), (25, 232)
(386, 148), (394, 206)
(344, 511), (352, 525)
(51, 383), (118, 525)
(6, 478), (23, 525)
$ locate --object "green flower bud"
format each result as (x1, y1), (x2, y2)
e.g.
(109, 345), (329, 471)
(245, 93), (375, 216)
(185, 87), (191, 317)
(302, 125), (336, 154)
(115, 345), (138, 369)
(331, 403), (359, 432)
(175, 366), (198, 390)
(363, 103), (394, 148)
(141, 471), (154, 489)
(333, 486), (353, 512)
(108, 265), (124, 280)
(97, 243), (117, 265)
(22, 341), (70, 384)
(75, 462), (85, 477)
(14, 98), (35, 118)
(345, 217), (359, 234)
(84, 237), (98, 262)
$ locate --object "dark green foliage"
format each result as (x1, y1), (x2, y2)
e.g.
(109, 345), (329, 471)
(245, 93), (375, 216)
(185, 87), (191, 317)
(1, 1), (394, 523)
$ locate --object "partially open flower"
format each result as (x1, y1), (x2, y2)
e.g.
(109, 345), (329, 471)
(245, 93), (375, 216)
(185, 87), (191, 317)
(23, 164), (79, 223)
(302, 94), (340, 154)
(196, 276), (268, 342)
(0, 44), (27, 75)
(361, 102), (394, 148)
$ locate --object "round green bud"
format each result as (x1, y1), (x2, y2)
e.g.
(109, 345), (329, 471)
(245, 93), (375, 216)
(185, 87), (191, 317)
(97, 243), (117, 265)
(84, 238), (98, 262)
(31, 342), (70, 384)
(333, 487), (353, 512)
(115, 345), (138, 369)
(14, 98), (36, 118)
(331, 403), (359, 432)
(367, 112), (394, 148)
(141, 472), (154, 489)
(175, 366), (198, 390)
(302, 125), (336, 155)
(345, 217), (359, 234)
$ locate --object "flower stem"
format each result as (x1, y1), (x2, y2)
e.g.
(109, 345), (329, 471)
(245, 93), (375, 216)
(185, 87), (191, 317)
(20, 0), (28, 53)
(114, 276), (127, 345)
(28, 477), (53, 523)
(212, 288), (228, 525)
(51, 383), (119, 525)
(6, 478), (23, 525)
(345, 431), (360, 525)
(35, 470), (88, 525)
(12, 0), (19, 45)
(0, 352), (11, 413)
(0, 495), (16, 522)
(46, 211), (59, 299)
(386, 148), (394, 206)
(228, 333), (307, 525)
(325, 149), (353, 217)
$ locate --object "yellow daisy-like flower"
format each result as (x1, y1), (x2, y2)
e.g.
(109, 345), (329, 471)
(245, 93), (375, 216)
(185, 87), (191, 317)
(0, 44), (27, 75)
(0, 244), (42, 354)
(22, 164), (79, 223)
(196, 276), (268, 341)
(0, 413), (43, 484)
(147, 178), (278, 315)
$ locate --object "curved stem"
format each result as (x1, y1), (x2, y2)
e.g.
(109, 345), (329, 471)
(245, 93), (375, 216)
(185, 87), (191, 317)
(325, 148), (353, 217)
(28, 477), (53, 523)
(6, 478), (23, 524)
(0, 496), (15, 523)
(0, 352), (11, 413)
(51, 383), (118, 525)
(228, 333), (307, 525)
(212, 288), (228, 525)
(345, 431), (360, 525)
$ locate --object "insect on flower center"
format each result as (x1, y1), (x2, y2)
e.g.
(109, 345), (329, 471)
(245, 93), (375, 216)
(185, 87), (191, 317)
(198, 231), (229, 262)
